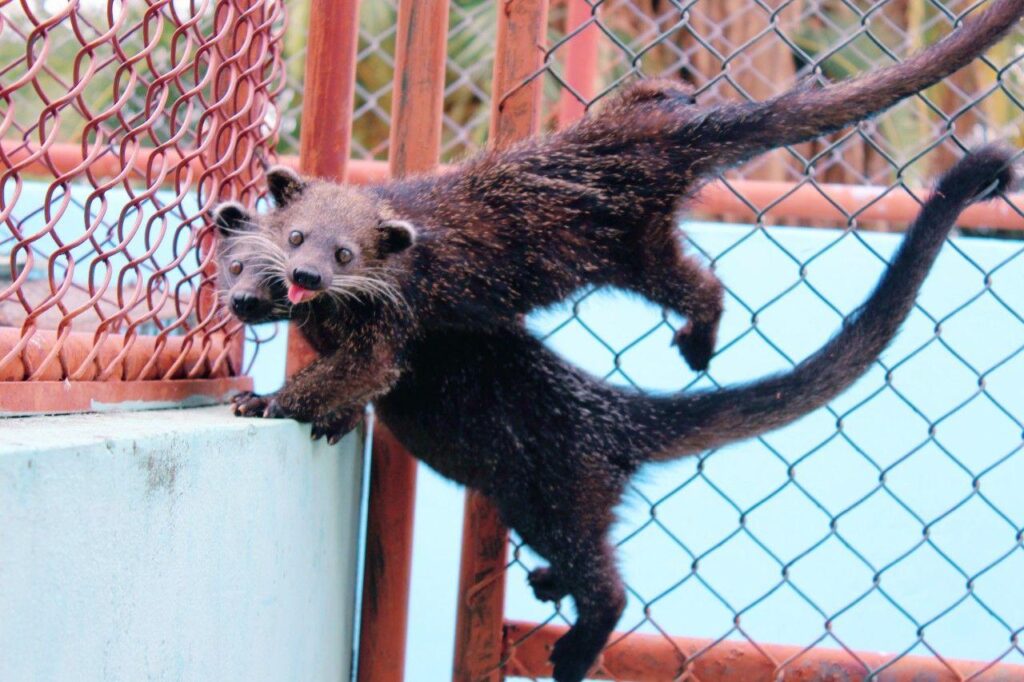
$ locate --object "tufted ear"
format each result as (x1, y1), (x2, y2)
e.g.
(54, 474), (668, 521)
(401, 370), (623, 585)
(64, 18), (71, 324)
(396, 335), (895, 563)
(266, 165), (307, 207)
(213, 201), (253, 236)
(377, 219), (417, 254)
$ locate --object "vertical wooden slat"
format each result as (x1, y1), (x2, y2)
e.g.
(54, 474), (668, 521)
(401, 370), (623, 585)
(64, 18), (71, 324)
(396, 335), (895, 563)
(297, 1), (361, 183)
(286, 0), (361, 376)
(488, 1), (551, 149)
(357, 2), (450, 682)
(452, 2), (550, 680)
(556, 0), (598, 128)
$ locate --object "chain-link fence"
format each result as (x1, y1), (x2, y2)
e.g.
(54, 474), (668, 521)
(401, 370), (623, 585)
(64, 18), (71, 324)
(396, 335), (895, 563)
(443, 0), (1024, 679)
(0, 0), (285, 404)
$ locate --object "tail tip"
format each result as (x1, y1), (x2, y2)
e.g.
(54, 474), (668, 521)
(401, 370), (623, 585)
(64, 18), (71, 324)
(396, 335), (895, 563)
(937, 144), (1018, 204)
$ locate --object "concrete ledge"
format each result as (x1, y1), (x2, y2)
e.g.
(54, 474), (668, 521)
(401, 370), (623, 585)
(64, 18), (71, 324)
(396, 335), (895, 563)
(0, 406), (364, 682)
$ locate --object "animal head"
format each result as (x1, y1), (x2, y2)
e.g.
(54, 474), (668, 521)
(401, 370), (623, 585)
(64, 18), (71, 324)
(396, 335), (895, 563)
(224, 166), (415, 311)
(212, 201), (289, 324)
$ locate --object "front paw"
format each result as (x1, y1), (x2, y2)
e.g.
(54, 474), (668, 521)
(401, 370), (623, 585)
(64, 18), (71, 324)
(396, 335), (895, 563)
(232, 391), (274, 417)
(310, 407), (364, 445)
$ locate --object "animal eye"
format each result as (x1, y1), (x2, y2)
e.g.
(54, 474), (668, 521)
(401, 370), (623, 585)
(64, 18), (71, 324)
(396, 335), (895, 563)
(336, 248), (353, 264)
(228, 260), (243, 276)
(288, 230), (304, 246)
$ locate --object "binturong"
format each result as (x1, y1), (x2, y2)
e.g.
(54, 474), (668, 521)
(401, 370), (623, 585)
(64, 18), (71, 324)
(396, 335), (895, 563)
(226, 149), (1017, 682)
(216, 0), (1024, 433)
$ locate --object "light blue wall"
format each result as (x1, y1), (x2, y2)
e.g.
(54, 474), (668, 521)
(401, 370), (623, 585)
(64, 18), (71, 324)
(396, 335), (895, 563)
(0, 407), (364, 682)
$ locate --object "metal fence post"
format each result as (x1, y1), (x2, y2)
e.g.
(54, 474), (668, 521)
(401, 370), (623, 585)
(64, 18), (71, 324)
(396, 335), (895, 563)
(285, 0), (362, 378)
(357, 2), (450, 682)
(556, 0), (598, 128)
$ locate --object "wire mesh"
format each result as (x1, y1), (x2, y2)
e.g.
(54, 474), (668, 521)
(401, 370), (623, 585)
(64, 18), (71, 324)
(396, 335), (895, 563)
(452, 0), (1024, 678)
(0, 0), (286, 384)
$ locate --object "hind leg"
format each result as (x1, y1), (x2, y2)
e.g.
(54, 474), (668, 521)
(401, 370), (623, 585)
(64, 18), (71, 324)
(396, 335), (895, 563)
(621, 219), (724, 371)
(507, 511), (626, 682)
(548, 540), (627, 682)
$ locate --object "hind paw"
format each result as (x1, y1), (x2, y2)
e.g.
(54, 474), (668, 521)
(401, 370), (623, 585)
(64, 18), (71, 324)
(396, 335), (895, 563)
(550, 628), (598, 682)
(528, 567), (568, 603)
(673, 321), (716, 372)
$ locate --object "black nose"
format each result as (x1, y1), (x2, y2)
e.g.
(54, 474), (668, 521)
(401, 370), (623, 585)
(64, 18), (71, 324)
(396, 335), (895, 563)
(291, 268), (322, 290)
(231, 292), (271, 320)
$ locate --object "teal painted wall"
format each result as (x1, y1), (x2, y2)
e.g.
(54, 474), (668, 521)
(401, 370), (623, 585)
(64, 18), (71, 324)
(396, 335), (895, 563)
(0, 407), (364, 682)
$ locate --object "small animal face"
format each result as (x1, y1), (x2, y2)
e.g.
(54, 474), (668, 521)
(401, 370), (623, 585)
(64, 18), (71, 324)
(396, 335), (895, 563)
(251, 166), (416, 309)
(212, 201), (289, 324)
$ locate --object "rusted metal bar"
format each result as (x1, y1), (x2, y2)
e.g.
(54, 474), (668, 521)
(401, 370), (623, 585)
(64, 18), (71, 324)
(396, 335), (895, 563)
(0, 377), (250, 415)
(285, 0), (362, 377)
(297, 1), (361, 184)
(0, 142), (376, 189)
(452, 2), (550, 680)
(453, 492), (512, 681)
(342, 163), (1024, 231)
(15, 142), (1022, 230)
(356, 2), (450, 682)
(488, 1), (551, 150)
(556, 0), (598, 128)
(503, 620), (1024, 681)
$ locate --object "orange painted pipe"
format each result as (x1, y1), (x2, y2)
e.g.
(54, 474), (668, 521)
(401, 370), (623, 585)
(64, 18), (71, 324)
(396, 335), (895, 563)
(285, 0), (363, 378)
(556, 0), (599, 128)
(356, 2), (450, 682)
(340, 159), (1024, 232)
(11, 142), (1022, 231)
(0, 376), (250, 415)
(453, 492), (510, 682)
(297, 1), (360, 183)
(503, 620), (1024, 681)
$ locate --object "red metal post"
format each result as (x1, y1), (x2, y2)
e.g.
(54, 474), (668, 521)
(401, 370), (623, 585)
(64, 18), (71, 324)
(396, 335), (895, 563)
(556, 0), (598, 128)
(452, 2), (550, 680)
(285, 0), (362, 377)
(356, 2), (450, 682)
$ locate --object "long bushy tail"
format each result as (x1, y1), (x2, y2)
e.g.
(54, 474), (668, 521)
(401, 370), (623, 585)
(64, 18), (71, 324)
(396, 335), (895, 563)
(705, 0), (1024, 166)
(642, 147), (1016, 460)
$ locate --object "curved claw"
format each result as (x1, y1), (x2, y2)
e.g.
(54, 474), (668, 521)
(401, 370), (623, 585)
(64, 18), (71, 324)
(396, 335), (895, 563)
(310, 408), (363, 446)
(262, 399), (288, 419)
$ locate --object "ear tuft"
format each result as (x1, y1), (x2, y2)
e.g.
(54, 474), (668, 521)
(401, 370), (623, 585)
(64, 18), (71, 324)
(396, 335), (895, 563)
(266, 165), (306, 207)
(213, 201), (253, 235)
(378, 219), (417, 254)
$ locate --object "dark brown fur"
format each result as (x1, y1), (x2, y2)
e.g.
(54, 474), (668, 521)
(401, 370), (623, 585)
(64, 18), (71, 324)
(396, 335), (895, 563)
(217, 0), (1024, 439)
(228, 149), (1015, 680)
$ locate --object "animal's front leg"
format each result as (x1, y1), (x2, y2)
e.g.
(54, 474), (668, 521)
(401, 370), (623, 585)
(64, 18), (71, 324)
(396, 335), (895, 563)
(233, 389), (360, 441)
(263, 349), (401, 442)
(231, 390), (274, 417)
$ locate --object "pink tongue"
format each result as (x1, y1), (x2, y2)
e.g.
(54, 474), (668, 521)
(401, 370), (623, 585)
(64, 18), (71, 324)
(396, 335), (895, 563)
(287, 283), (317, 305)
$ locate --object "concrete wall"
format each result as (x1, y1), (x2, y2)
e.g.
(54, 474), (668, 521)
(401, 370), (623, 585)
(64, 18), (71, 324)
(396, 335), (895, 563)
(0, 406), (364, 682)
